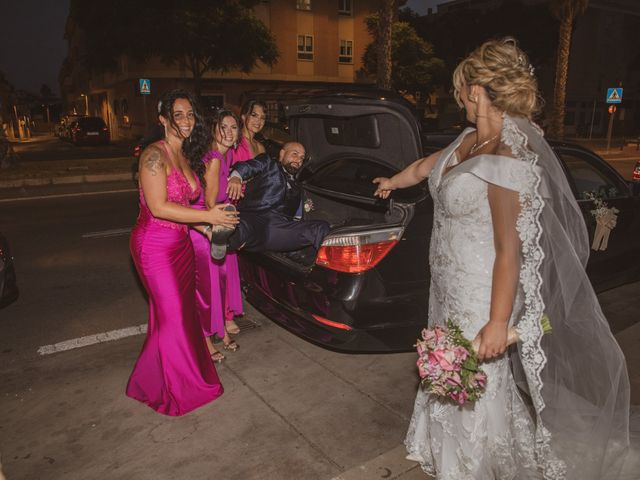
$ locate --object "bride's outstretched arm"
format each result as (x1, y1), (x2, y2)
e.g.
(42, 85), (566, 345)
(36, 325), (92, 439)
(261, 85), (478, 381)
(474, 183), (521, 362)
(372, 150), (442, 198)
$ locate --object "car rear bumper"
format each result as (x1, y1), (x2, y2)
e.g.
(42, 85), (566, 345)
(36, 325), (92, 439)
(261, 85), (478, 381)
(239, 254), (425, 353)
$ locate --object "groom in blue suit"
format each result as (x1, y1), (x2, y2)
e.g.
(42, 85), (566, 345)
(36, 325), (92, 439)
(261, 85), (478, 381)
(220, 141), (329, 256)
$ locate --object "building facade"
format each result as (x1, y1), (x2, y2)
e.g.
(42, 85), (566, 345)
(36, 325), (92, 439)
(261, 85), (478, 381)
(60, 0), (381, 140)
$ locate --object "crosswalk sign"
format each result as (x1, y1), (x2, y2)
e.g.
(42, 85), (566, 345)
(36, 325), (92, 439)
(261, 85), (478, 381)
(606, 88), (622, 104)
(139, 79), (151, 95)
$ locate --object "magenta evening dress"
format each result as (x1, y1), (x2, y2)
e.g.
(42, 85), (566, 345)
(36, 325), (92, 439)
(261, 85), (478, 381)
(127, 141), (223, 416)
(189, 149), (244, 337)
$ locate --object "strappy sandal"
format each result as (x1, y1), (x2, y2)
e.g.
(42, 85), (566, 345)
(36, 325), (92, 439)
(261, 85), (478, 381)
(225, 319), (240, 335)
(210, 350), (226, 363)
(222, 339), (239, 352)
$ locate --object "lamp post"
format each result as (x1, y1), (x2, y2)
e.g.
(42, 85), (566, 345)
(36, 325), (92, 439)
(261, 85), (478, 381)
(80, 93), (89, 115)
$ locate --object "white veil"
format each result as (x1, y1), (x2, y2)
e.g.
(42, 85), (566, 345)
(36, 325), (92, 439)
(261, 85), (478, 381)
(500, 114), (634, 479)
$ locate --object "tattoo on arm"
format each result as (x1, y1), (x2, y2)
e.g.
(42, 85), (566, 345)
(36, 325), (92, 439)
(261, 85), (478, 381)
(143, 148), (164, 176)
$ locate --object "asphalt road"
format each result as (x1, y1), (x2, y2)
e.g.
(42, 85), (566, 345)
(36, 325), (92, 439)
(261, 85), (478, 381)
(0, 190), (142, 364)
(11, 135), (133, 162)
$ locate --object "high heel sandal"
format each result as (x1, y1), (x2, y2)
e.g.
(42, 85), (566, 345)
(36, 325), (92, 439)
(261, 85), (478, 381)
(210, 350), (226, 363)
(222, 339), (239, 352)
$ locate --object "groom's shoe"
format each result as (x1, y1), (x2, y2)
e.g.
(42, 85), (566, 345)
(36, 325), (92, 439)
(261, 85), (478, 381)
(210, 204), (237, 260)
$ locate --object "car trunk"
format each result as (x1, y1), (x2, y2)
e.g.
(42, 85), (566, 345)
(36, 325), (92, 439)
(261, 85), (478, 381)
(269, 96), (425, 269)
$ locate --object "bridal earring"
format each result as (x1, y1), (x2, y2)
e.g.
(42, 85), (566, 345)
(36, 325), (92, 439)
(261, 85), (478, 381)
(469, 95), (478, 103)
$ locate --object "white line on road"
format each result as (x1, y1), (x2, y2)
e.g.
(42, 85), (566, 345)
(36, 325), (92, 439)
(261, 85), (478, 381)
(0, 188), (137, 203)
(37, 324), (147, 356)
(82, 227), (132, 238)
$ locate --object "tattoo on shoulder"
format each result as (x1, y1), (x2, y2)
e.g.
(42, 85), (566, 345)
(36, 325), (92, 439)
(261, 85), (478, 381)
(142, 148), (165, 176)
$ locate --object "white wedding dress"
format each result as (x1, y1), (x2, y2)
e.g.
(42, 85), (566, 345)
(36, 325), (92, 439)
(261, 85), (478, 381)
(405, 116), (632, 480)
(404, 129), (540, 480)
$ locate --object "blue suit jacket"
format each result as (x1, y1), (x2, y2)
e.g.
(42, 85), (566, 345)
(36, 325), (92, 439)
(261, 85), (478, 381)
(232, 153), (300, 217)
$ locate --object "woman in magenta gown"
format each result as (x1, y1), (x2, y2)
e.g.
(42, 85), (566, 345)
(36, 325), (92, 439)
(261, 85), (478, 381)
(232, 99), (268, 166)
(126, 90), (239, 416)
(185, 110), (244, 360)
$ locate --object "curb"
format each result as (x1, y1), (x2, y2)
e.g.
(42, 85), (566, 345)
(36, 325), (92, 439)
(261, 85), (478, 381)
(0, 172), (133, 189)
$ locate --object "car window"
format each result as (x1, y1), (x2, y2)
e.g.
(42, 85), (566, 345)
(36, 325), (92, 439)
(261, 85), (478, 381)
(557, 150), (629, 200)
(78, 117), (106, 129)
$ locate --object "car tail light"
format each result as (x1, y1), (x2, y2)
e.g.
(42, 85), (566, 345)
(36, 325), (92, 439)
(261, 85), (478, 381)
(633, 164), (640, 181)
(315, 227), (404, 273)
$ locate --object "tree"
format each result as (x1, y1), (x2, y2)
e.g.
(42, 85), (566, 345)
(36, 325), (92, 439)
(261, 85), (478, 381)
(376, 0), (397, 90)
(70, 0), (279, 97)
(548, 0), (589, 138)
(363, 15), (445, 100)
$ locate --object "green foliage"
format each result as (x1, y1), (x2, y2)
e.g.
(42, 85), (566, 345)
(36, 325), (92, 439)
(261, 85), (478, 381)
(363, 14), (446, 97)
(69, 0), (278, 94)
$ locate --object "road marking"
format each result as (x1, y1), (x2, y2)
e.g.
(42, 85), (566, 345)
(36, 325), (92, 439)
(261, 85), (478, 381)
(82, 227), (132, 238)
(0, 188), (137, 203)
(37, 324), (147, 356)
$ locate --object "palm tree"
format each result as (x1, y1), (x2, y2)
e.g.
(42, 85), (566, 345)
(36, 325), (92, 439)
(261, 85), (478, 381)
(377, 0), (398, 90)
(549, 0), (589, 138)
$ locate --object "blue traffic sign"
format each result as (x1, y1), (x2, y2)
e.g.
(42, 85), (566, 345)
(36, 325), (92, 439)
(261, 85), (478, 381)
(606, 88), (622, 104)
(139, 79), (151, 95)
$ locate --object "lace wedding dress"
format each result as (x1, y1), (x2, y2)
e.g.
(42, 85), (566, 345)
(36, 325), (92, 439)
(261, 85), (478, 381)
(405, 116), (632, 480)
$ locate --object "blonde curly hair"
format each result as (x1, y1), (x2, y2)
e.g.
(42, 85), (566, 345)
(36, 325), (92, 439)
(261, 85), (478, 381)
(453, 37), (541, 118)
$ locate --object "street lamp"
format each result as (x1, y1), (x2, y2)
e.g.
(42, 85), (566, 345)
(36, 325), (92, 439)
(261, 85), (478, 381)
(80, 93), (89, 116)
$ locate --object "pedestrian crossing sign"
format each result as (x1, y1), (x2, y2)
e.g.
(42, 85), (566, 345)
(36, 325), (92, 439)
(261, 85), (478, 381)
(606, 88), (622, 104)
(139, 79), (151, 95)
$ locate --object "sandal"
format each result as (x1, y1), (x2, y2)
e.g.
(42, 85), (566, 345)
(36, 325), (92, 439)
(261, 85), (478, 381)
(222, 339), (239, 352)
(210, 350), (226, 363)
(225, 319), (241, 335)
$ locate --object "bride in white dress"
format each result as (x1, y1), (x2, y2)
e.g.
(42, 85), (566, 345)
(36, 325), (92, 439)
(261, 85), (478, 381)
(374, 38), (632, 479)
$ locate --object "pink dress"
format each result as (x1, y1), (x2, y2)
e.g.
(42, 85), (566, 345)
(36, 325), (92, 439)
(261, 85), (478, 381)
(189, 149), (244, 337)
(231, 136), (254, 165)
(127, 141), (223, 416)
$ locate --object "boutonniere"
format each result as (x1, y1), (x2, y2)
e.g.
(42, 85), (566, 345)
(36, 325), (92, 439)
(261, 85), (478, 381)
(585, 192), (619, 251)
(303, 198), (314, 213)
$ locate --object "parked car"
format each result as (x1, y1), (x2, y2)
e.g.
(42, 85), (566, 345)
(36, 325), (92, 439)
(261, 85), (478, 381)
(69, 116), (110, 145)
(235, 93), (640, 353)
(0, 232), (19, 308)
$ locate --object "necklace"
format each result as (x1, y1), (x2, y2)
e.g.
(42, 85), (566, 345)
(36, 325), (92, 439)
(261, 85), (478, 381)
(469, 133), (499, 156)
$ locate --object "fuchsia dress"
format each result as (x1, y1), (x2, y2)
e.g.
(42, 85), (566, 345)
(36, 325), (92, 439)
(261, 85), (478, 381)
(231, 136), (254, 165)
(189, 149), (243, 337)
(127, 141), (223, 416)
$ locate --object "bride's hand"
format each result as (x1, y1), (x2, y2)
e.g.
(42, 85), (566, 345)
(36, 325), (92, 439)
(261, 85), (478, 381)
(473, 321), (508, 362)
(372, 177), (395, 199)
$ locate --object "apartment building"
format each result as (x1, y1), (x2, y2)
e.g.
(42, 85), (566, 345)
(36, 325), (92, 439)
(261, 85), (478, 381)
(60, 0), (382, 139)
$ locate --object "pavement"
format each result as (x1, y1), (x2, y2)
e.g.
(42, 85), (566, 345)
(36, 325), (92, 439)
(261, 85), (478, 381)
(1, 287), (639, 480)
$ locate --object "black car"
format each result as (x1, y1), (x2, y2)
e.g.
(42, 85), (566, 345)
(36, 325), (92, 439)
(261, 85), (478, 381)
(0, 232), (19, 308)
(237, 94), (640, 353)
(70, 116), (110, 145)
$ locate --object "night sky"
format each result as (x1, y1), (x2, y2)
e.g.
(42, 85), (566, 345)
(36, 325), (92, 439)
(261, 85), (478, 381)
(0, 0), (444, 97)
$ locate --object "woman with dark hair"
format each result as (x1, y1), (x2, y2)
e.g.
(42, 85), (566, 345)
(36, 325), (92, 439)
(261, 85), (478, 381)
(233, 99), (267, 163)
(185, 110), (244, 361)
(126, 89), (238, 416)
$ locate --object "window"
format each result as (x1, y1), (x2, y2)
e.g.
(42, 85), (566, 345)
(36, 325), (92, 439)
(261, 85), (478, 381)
(297, 0), (311, 10)
(339, 40), (353, 63)
(338, 0), (352, 15)
(558, 150), (628, 200)
(297, 35), (314, 60)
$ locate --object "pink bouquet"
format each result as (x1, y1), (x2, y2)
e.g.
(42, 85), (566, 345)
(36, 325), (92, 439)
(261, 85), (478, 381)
(417, 316), (551, 405)
(416, 321), (487, 405)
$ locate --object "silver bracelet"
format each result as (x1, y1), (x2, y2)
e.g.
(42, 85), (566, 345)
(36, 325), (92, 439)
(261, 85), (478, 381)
(204, 225), (212, 233)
